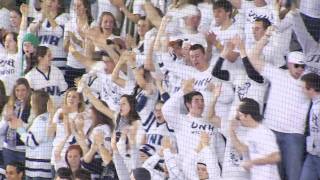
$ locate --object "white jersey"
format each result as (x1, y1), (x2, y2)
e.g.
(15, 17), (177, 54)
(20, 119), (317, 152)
(98, 72), (124, 112)
(243, 124), (280, 180)
(19, 113), (53, 178)
(299, 0), (320, 18)
(25, 66), (68, 107)
(239, 1), (275, 47)
(0, 53), (21, 96)
(33, 13), (69, 71)
(51, 108), (92, 169)
(64, 18), (86, 69)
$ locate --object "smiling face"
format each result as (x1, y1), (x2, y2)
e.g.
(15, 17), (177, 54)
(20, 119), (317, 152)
(187, 95), (204, 116)
(66, 90), (81, 108)
(189, 49), (207, 71)
(15, 84), (28, 101)
(287, 63), (305, 79)
(213, 7), (230, 26)
(137, 19), (151, 37)
(101, 14), (115, 33)
(119, 97), (131, 117)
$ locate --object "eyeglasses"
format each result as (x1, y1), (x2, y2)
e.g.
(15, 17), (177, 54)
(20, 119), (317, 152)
(294, 64), (306, 69)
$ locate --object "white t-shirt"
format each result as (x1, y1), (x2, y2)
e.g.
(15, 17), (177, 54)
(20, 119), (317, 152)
(261, 64), (310, 134)
(25, 66), (68, 107)
(0, 53), (21, 96)
(299, 0), (320, 18)
(162, 91), (225, 179)
(222, 126), (250, 180)
(243, 124), (280, 180)
(97, 72), (124, 112)
(239, 1), (275, 47)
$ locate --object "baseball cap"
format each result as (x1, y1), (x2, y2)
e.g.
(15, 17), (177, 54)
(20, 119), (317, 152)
(23, 33), (40, 47)
(287, 51), (305, 65)
(179, 4), (200, 18)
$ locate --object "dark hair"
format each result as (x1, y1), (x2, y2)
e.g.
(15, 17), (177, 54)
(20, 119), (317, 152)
(183, 91), (203, 111)
(98, 11), (118, 34)
(132, 168), (151, 180)
(56, 167), (73, 180)
(1, 31), (18, 48)
(213, 0), (233, 18)
(255, 17), (272, 30)
(238, 98), (263, 122)
(31, 90), (49, 116)
(78, 0), (93, 25)
(6, 161), (24, 174)
(89, 101), (115, 132)
(189, 44), (205, 54)
(65, 145), (83, 170)
(35, 46), (49, 65)
(8, 78), (31, 110)
(301, 73), (320, 92)
(74, 169), (91, 180)
(120, 94), (140, 124)
(10, 8), (22, 18)
(0, 80), (8, 115)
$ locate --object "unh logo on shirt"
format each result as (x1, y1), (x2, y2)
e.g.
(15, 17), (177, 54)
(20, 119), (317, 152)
(190, 121), (215, 135)
(147, 134), (163, 146)
(42, 86), (62, 96)
(39, 35), (60, 46)
(0, 59), (15, 68)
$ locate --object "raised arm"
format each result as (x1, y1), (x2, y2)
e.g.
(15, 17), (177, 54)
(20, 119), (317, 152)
(232, 36), (264, 83)
(290, 10), (319, 54)
(207, 83), (222, 128)
(143, 2), (162, 29)
(246, 28), (270, 73)
(82, 85), (116, 122)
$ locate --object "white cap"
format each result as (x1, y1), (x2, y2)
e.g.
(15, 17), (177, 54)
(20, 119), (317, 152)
(179, 4), (200, 18)
(0, 8), (11, 30)
(287, 51), (305, 64)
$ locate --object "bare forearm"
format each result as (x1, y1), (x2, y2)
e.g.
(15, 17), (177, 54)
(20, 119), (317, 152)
(251, 152), (281, 165)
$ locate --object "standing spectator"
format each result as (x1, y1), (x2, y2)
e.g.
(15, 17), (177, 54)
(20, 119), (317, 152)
(1, 78), (31, 168)
(63, 0), (93, 88)
(0, 32), (21, 96)
(49, 88), (89, 171)
(25, 46), (68, 107)
(300, 73), (320, 180)
(12, 91), (54, 179)
(28, 0), (69, 73)
(247, 28), (310, 180)
(290, 9), (320, 74)
(9, 9), (22, 33)
(229, 98), (281, 180)
(161, 80), (222, 179)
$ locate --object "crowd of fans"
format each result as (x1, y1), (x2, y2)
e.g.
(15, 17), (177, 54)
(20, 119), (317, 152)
(0, 0), (319, 179)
